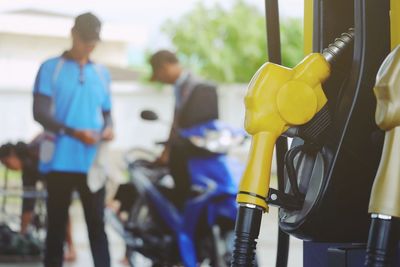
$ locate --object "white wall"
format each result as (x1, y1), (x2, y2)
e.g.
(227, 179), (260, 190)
(0, 84), (247, 149)
(0, 33), (128, 65)
(0, 33), (130, 94)
(0, 83), (280, 173)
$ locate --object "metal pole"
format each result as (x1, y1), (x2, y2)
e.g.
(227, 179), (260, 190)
(265, 1), (290, 267)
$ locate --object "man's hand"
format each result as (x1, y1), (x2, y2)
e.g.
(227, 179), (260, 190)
(72, 130), (99, 145)
(102, 127), (114, 141)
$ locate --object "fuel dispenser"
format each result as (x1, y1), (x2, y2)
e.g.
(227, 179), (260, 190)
(231, 0), (397, 266)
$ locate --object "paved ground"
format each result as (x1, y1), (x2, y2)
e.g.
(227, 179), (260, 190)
(0, 202), (302, 267)
(0, 173), (302, 267)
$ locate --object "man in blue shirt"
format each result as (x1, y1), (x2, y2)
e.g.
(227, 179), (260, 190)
(33, 12), (112, 267)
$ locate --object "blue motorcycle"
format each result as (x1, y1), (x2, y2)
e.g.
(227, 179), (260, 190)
(107, 111), (246, 267)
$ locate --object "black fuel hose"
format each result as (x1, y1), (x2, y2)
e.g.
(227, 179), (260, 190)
(231, 205), (263, 266)
(365, 215), (397, 267)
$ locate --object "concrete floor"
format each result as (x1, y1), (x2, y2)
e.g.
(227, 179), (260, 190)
(0, 202), (303, 267)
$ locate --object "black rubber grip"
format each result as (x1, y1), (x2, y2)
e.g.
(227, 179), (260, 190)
(231, 206), (262, 266)
(365, 217), (397, 267)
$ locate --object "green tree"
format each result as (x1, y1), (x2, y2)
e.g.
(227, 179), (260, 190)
(280, 18), (304, 68)
(162, 0), (303, 83)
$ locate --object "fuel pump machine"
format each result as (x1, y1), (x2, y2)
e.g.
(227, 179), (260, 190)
(231, 0), (399, 266)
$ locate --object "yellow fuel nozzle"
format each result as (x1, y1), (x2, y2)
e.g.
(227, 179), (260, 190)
(231, 30), (355, 267)
(237, 53), (330, 211)
(231, 55), (330, 266)
(365, 45), (400, 267)
(236, 29), (354, 212)
(368, 45), (400, 218)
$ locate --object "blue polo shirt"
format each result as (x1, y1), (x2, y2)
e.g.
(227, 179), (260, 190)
(33, 56), (112, 174)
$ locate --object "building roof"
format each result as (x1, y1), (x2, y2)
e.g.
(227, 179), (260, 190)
(6, 8), (73, 18)
(0, 8), (147, 44)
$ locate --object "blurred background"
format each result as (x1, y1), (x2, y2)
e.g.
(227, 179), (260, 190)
(0, 0), (303, 149)
(0, 0), (304, 266)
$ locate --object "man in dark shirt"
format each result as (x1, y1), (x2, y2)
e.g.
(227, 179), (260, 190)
(149, 50), (219, 208)
(0, 138), (77, 261)
(0, 139), (41, 234)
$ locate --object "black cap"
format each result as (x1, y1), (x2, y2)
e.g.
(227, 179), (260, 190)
(149, 50), (179, 81)
(73, 12), (101, 42)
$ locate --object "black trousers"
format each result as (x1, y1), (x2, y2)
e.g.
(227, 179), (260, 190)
(168, 138), (216, 209)
(21, 168), (42, 213)
(168, 143), (191, 210)
(44, 172), (110, 267)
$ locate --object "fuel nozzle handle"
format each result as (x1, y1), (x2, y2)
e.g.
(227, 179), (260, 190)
(366, 45), (400, 267)
(232, 29), (354, 267)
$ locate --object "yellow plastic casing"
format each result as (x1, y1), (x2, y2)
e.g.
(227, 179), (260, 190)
(368, 45), (400, 217)
(367, 1), (400, 217)
(237, 53), (330, 211)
